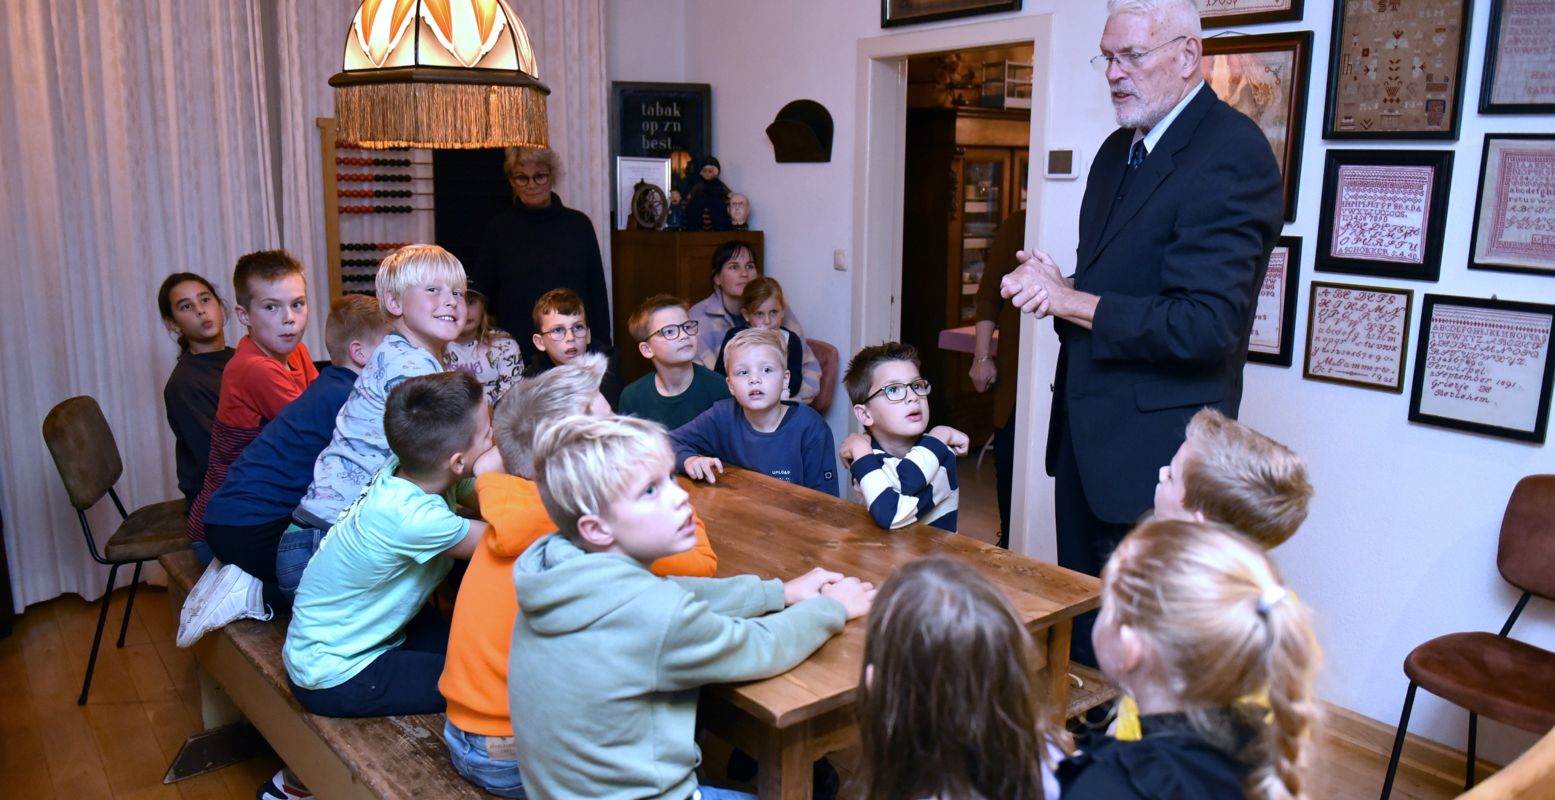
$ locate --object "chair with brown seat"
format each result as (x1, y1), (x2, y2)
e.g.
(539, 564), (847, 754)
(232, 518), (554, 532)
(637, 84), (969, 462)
(808, 337), (839, 416)
(1381, 474), (1555, 798)
(42, 395), (191, 704)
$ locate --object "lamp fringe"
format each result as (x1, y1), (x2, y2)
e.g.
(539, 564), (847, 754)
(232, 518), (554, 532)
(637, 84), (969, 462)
(334, 82), (548, 149)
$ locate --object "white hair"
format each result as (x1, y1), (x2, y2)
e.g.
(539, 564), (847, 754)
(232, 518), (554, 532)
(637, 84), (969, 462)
(1107, 0), (1203, 38)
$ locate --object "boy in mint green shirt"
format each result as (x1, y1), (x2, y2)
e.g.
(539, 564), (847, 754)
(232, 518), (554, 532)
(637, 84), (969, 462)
(284, 371), (496, 717)
(510, 415), (876, 800)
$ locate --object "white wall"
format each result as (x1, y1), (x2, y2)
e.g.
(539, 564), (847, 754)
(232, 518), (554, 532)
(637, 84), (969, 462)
(606, 0), (1555, 764)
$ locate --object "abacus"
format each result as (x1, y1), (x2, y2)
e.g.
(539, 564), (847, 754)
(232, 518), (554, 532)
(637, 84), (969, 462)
(319, 119), (436, 298)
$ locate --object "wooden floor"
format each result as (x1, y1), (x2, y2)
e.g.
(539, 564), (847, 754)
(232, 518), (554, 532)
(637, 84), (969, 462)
(3, 582), (1469, 800)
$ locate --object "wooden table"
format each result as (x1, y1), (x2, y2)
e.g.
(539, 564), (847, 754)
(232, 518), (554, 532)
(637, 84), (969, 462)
(686, 468), (1100, 800)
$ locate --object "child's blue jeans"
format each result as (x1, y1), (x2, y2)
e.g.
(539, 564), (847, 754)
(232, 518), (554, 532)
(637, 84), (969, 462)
(442, 719), (526, 798)
(274, 524), (327, 599)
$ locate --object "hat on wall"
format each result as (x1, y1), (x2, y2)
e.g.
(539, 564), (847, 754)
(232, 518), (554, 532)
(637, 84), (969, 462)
(765, 100), (833, 163)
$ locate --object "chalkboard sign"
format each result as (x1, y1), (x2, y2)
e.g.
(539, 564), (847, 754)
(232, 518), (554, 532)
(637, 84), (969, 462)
(611, 82), (712, 162)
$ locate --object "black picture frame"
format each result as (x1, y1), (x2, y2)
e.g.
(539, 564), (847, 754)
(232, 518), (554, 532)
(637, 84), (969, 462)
(1202, 31), (1312, 223)
(1469, 134), (1555, 277)
(1408, 294), (1555, 444)
(609, 82), (711, 223)
(1479, 0), (1555, 114)
(1316, 149), (1452, 282)
(1323, 0), (1472, 140)
(1249, 236), (1302, 367)
(881, 0), (1021, 28)
(1199, 0), (1305, 30)
(1303, 281), (1414, 393)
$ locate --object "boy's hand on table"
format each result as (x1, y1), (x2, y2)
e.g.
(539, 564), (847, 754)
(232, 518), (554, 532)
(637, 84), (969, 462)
(820, 577), (877, 619)
(783, 567), (844, 605)
(683, 456), (724, 484)
(927, 426), (971, 456)
(838, 433), (873, 469)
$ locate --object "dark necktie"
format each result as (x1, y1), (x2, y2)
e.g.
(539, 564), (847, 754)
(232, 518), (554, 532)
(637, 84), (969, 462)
(1115, 140), (1148, 204)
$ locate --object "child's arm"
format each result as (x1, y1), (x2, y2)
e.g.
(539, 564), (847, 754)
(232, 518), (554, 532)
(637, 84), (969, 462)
(799, 414), (840, 497)
(653, 580), (852, 691)
(442, 519), (488, 560)
(648, 511), (718, 577)
(670, 405), (725, 481)
(850, 435), (957, 529)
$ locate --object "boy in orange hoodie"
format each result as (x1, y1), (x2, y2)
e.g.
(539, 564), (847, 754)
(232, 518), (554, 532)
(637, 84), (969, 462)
(437, 353), (718, 797)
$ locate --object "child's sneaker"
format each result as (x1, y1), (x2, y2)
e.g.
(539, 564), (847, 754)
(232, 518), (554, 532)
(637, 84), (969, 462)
(257, 769), (312, 799)
(177, 562), (271, 647)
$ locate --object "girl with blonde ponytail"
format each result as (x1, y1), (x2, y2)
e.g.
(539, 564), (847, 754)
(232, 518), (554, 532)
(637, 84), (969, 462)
(1059, 518), (1322, 799)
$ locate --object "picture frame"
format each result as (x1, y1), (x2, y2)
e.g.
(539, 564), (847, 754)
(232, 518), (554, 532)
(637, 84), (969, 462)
(1196, 0), (1305, 30)
(1469, 134), (1555, 277)
(1409, 294), (1555, 444)
(1303, 281), (1414, 393)
(615, 156), (671, 231)
(610, 82), (711, 220)
(1202, 31), (1313, 222)
(881, 0), (1021, 28)
(1315, 149), (1453, 282)
(1323, 0), (1472, 140)
(1479, 0), (1555, 114)
(1249, 236), (1302, 367)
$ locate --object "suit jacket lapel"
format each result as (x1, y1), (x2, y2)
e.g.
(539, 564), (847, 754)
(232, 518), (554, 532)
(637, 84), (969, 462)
(1078, 135), (1128, 268)
(1081, 86), (1221, 270)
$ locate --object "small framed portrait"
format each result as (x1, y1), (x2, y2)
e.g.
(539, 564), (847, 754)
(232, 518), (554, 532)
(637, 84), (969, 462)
(1196, 0), (1304, 30)
(1323, 0), (1472, 140)
(1479, 0), (1555, 114)
(615, 156), (670, 231)
(1408, 294), (1555, 444)
(1303, 281), (1414, 393)
(1201, 31), (1313, 222)
(1249, 236), (1302, 367)
(631, 182), (670, 231)
(1316, 149), (1453, 282)
(881, 0), (1021, 27)
(1469, 134), (1555, 277)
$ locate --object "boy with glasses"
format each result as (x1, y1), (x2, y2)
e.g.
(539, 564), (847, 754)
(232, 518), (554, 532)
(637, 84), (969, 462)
(527, 287), (621, 405)
(840, 342), (968, 532)
(620, 293), (731, 429)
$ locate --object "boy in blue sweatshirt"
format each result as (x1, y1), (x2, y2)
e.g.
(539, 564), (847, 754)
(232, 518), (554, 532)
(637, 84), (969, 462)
(181, 296), (388, 643)
(671, 328), (839, 495)
(511, 415), (875, 800)
(838, 342), (968, 533)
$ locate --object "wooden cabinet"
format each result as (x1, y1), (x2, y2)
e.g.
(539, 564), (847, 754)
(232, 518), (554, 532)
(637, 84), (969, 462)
(902, 108), (1029, 443)
(610, 230), (763, 385)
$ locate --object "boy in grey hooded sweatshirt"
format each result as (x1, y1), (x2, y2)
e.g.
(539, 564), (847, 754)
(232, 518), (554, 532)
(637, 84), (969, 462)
(509, 415), (875, 800)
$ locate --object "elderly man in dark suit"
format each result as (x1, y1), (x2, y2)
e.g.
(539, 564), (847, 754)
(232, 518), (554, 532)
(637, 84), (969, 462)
(1003, 0), (1283, 665)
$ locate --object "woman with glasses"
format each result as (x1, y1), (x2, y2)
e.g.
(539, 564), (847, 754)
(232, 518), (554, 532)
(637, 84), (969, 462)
(473, 146), (613, 368)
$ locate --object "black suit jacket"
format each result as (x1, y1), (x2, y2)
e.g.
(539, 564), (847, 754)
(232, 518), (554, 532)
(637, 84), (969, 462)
(1047, 85), (1283, 523)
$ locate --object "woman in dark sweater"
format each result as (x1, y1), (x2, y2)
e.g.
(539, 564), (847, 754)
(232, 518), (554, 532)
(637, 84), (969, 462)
(158, 272), (234, 507)
(473, 146), (612, 365)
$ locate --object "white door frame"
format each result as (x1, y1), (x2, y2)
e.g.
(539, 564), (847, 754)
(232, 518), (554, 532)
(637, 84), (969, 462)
(849, 14), (1056, 559)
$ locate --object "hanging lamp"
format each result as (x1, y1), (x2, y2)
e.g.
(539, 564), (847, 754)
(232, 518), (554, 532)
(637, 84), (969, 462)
(330, 0), (550, 149)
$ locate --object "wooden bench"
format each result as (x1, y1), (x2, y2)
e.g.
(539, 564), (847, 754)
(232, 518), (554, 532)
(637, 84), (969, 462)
(159, 548), (495, 799)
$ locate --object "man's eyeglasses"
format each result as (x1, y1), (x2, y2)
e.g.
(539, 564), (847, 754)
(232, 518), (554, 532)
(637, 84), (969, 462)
(509, 172), (552, 187)
(541, 322), (589, 341)
(1089, 35), (1186, 74)
(864, 379), (932, 403)
(649, 320), (699, 341)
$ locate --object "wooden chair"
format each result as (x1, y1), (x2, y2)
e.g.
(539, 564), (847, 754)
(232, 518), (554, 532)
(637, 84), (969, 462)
(809, 337), (839, 415)
(42, 395), (191, 704)
(1381, 474), (1555, 798)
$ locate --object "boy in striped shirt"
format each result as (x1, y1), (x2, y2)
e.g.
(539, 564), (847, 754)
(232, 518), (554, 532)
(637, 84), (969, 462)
(839, 342), (968, 533)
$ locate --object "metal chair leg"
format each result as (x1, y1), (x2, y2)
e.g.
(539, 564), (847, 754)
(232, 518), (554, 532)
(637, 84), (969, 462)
(1380, 681), (1418, 800)
(1465, 712), (1478, 790)
(116, 561), (144, 647)
(79, 563), (121, 705)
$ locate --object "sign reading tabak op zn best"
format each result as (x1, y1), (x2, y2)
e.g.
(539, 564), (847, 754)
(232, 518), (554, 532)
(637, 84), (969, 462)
(611, 82), (712, 161)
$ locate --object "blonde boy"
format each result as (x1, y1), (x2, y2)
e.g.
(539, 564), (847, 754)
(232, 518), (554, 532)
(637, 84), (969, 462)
(839, 342), (969, 533)
(510, 415), (874, 800)
(280, 245), (469, 587)
(1152, 407), (1312, 549)
(671, 328), (839, 496)
(619, 293), (730, 430)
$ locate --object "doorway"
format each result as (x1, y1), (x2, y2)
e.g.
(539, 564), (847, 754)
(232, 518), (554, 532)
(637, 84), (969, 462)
(850, 15), (1055, 558)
